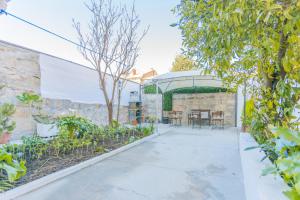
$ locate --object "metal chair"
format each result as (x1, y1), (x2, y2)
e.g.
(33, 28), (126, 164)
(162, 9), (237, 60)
(199, 109), (211, 127)
(211, 111), (225, 129)
(169, 111), (183, 126)
(188, 111), (201, 128)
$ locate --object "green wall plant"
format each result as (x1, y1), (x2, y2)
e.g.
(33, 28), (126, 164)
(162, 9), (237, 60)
(143, 85), (162, 94)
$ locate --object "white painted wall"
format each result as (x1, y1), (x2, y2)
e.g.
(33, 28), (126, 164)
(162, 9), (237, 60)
(40, 54), (140, 106)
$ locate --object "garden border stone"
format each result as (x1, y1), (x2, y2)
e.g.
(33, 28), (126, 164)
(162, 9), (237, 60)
(239, 132), (288, 200)
(1, 127), (171, 200)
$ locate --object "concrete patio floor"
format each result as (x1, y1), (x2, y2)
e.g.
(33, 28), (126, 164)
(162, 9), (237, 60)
(15, 127), (246, 200)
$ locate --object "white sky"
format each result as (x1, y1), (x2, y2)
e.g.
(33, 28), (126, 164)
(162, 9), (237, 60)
(0, 0), (182, 74)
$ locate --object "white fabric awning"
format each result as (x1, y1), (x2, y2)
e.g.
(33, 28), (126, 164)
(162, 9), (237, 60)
(144, 70), (224, 93)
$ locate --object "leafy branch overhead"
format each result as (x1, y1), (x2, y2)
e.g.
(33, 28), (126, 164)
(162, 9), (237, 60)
(171, 55), (196, 72)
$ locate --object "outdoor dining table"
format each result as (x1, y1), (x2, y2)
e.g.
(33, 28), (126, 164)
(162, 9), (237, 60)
(188, 109), (211, 128)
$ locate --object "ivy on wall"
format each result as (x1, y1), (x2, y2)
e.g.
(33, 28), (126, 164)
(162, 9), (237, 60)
(143, 85), (162, 94)
(144, 86), (227, 111)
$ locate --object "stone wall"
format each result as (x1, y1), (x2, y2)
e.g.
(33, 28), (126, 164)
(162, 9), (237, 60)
(0, 41), (130, 140)
(42, 98), (128, 126)
(172, 93), (236, 126)
(0, 42), (41, 139)
(142, 94), (162, 121)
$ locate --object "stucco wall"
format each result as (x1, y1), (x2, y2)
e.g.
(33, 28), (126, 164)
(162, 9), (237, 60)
(172, 93), (236, 126)
(0, 41), (137, 140)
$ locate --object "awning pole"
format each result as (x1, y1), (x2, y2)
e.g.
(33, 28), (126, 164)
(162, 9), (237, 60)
(156, 80), (159, 134)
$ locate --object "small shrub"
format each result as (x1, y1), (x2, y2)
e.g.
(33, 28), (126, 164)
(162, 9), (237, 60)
(0, 148), (26, 192)
(56, 115), (98, 138)
(0, 103), (16, 135)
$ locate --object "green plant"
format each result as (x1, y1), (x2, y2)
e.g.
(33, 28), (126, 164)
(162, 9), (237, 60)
(174, 0), (300, 139)
(56, 115), (98, 138)
(111, 120), (120, 129)
(175, 2), (300, 198)
(0, 148), (26, 192)
(171, 54), (196, 72)
(21, 136), (48, 160)
(242, 98), (255, 127)
(144, 85), (162, 94)
(0, 103), (16, 135)
(260, 127), (300, 199)
(16, 92), (42, 106)
(141, 126), (154, 137)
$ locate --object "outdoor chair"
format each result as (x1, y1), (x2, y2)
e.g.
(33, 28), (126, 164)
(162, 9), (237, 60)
(211, 111), (225, 129)
(169, 111), (182, 126)
(188, 110), (201, 128)
(199, 109), (211, 127)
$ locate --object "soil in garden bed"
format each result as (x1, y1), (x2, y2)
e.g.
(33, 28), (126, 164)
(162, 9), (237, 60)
(13, 136), (142, 188)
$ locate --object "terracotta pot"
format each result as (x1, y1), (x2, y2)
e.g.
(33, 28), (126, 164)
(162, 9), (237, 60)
(0, 132), (11, 144)
(132, 120), (138, 126)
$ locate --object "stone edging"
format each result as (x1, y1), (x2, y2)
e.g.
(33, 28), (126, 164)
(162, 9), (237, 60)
(1, 128), (170, 200)
(239, 132), (288, 200)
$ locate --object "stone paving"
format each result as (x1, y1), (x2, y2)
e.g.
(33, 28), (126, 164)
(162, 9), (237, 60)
(15, 127), (246, 200)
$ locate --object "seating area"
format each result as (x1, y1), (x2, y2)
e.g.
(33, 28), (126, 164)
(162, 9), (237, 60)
(167, 109), (225, 128)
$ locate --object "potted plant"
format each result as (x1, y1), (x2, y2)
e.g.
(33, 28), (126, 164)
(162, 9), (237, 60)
(0, 103), (16, 144)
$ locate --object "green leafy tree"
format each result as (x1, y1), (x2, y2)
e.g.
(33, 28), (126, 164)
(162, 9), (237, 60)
(175, 1), (300, 198)
(171, 55), (196, 72)
(174, 0), (300, 139)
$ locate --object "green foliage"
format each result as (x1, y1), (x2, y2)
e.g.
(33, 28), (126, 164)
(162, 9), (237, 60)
(163, 87), (227, 111)
(171, 54), (196, 72)
(17, 92), (42, 105)
(175, 1), (300, 198)
(111, 120), (120, 129)
(263, 127), (300, 199)
(21, 136), (48, 160)
(1, 113), (154, 192)
(0, 103), (16, 135)
(174, 0), (300, 137)
(0, 148), (26, 191)
(144, 85), (162, 94)
(16, 92), (53, 127)
(242, 98), (255, 127)
(56, 115), (99, 138)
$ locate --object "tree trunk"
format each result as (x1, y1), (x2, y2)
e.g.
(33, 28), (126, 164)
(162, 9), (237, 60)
(116, 89), (121, 123)
(107, 102), (113, 125)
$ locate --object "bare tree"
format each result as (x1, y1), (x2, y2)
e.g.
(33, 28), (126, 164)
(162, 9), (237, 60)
(73, 0), (148, 125)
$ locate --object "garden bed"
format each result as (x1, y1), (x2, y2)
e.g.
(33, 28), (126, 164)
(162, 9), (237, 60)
(0, 115), (154, 193)
(14, 141), (126, 187)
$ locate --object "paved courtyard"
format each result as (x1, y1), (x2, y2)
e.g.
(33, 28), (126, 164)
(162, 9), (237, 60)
(16, 127), (246, 200)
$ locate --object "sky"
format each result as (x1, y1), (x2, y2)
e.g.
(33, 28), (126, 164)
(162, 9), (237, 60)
(0, 0), (182, 74)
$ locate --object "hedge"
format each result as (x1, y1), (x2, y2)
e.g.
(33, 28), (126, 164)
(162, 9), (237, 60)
(143, 85), (162, 94)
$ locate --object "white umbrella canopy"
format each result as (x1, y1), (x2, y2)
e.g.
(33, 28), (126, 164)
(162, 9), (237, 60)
(144, 70), (224, 93)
